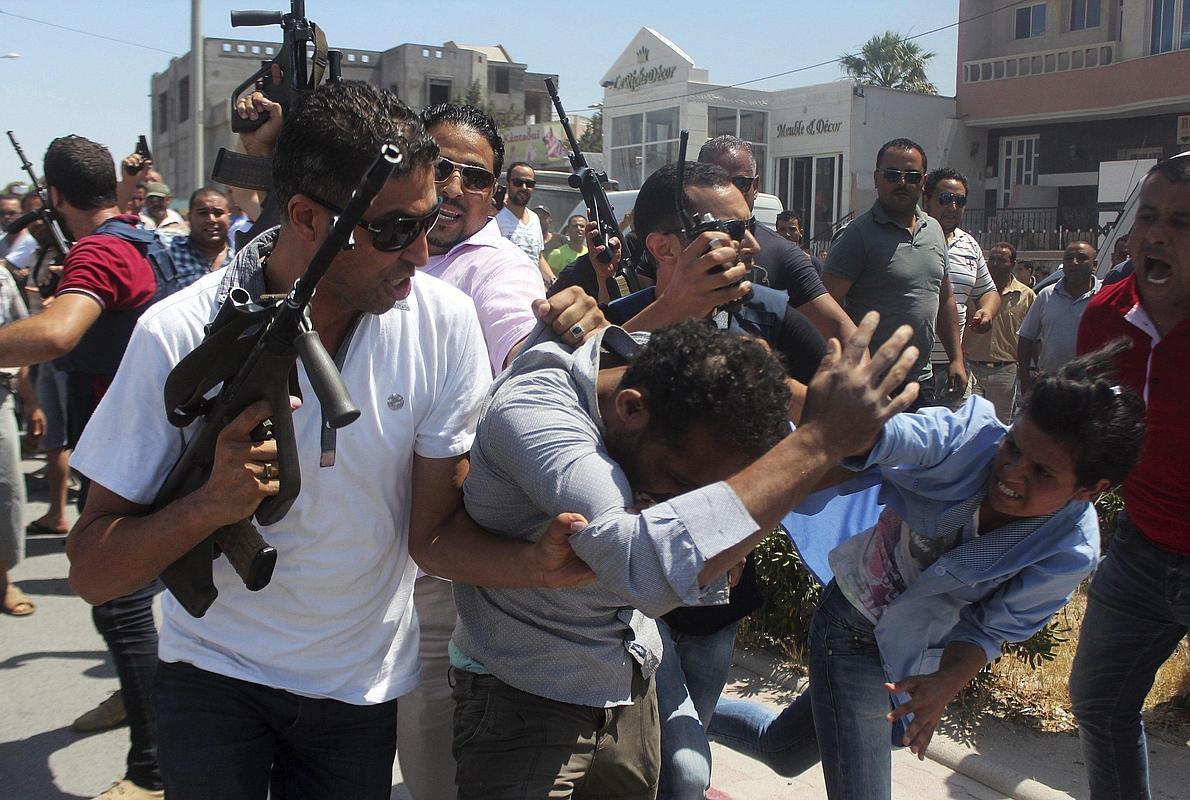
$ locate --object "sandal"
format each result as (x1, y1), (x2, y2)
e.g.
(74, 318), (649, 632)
(26, 520), (69, 535)
(3, 584), (35, 616)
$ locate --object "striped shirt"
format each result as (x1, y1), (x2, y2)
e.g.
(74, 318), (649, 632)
(931, 227), (995, 364)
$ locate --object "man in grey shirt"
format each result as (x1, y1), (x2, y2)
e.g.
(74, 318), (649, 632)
(823, 138), (963, 400)
(451, 313), (921, 798)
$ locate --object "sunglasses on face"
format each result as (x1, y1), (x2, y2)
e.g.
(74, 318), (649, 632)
(675, 215), (758, 242)
(433, 157), (495, 192)
(934, 191), (968, 208)
(730, 175), (759, 193)
(510, 178), (536, 189)
(880, 168), (923, 184)
(308, 194), (442, 252)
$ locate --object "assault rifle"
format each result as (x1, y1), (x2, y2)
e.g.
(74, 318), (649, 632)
(155, 142), (401, 618)
(544, 78), (640, 297)
(5, 130), (72, 255)
(212, 0), (343, 246)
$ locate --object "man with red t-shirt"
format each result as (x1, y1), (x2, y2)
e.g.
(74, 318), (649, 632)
(1070, 153), (1190, 800)
(0, 135), (178, 800)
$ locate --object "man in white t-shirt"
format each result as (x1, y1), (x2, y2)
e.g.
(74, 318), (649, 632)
(65, 81), (594, 800)
(495, 160), (555, 288)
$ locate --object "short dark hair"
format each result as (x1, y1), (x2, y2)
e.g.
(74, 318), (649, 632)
(272, 81), (438, 213)
(1020, 339), (1145, 488)
(187, 186), (227, 209)
(1147, 151), (1190, 183)
(620, 321), (791, 458)
(633, 162), (734, 240)
(0, 194), (19, 206)
(565, 214), (587, 226)
(990, 241), (1017, 261)
(43, 135), (117, 211)
(420, 103), (505, 178)
(506, 161), (534, 180)
(923, 167), (968, 197)
(697, 135), (755, 172)
(875, 137), (927, 173)
(776, 209), (802, 226)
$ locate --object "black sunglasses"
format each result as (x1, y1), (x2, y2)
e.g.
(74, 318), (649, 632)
(880, 168), (923, 184)
(433, 157), (495, 192)
(307, 194), (441, 252)
(934, 191), (968, 208)
(730, 175), (758, 193)
(672, 215), (757, 242)
(510, 178), (536, 189)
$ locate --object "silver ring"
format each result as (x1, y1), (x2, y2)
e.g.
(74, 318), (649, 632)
(568, 322), (585, 339)
(262, 462), (275, 481)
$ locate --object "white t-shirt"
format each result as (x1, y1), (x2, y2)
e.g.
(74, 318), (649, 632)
(495, 206), (544, 264)
(71, 268), (491, 704)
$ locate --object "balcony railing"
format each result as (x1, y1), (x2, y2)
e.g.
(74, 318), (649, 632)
(962, 42), (1115, 84)
(963, 206), (1109, 251)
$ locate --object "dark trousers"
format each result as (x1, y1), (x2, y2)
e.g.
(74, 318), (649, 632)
(452, 667), (660, 800)
(92, 580), (163, 791)
(154, 660), (398, 800)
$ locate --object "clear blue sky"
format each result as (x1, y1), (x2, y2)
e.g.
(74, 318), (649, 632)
(0, 0), (962, 187)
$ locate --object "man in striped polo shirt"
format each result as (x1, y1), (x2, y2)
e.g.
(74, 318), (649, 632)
(921, 167), (1000, 408)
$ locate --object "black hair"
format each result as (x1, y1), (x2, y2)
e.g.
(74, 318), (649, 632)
(0, 194), (19, 206)
(697, 135), (755, 172)
(420, 103), (505, 178)
(875, 137), (927, 173)
(990, 241), (1017, 261)
(632, 161), (733, 240)
(272, 81), (438, 212)
(776, 209), (802, 226)
(1019, 339), (1145, 488)
(620, 321), (791, 458)
(923, 167), (968, 197)
(187, 186), (227, 209)
(505, 161), (533, 180)
(43, 135), (117, 211)
(1147, 151), (1190, 183)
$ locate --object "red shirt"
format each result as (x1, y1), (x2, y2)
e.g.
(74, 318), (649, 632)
(1078, 275), (1190, 555)
(56, 215), (157, 310)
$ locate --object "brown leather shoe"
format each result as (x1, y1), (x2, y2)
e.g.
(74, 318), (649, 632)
(72, 691), (127, 732)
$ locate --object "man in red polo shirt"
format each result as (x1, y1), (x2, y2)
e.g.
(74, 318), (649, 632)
(1069, 153), (1190, 800)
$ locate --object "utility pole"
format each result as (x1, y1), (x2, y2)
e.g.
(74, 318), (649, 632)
(191, 0), (204, 194)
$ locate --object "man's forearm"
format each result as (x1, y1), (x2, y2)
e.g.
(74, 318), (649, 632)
(1016, 336), (1036, 373)
(797, 293), (857, 343)
(0, 314), (75, 367)
(412, 508), (562, 588)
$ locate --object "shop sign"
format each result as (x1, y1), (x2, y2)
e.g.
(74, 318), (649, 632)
(607, 63), (678, 92)
(1178, 115), (1190, 146)
(776, 118), (844, 138)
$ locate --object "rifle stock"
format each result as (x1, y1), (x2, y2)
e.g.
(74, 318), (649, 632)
(543, 79), (640, 296)
(155, 143), (401, 618)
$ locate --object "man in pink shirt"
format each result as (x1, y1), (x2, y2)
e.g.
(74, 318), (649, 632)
(403, 102), (601, 800)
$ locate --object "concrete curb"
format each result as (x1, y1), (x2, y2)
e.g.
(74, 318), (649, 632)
(731, 647), (1076, 800)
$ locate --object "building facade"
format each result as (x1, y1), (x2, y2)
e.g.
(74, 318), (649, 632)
(150, 37), (557, 197)
(599, 28), (980, 248)
(957, 0), (1190, 250)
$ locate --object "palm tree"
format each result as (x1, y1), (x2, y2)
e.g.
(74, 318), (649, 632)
(840, 31), (938, 94)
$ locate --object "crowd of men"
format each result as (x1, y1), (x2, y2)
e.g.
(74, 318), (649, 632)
(0, 75), (1186, 800)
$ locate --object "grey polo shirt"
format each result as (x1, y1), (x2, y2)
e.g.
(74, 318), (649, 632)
(454, 325), (755, 708)
(824, 202), (949, 384)
(1017, 275), (1101, 374)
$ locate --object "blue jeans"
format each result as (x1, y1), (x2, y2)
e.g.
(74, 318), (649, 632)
(709, 581), (895, 799)
(154, 660), (398, 800)
(1070, 515), (1190, 800)
(655, 618), (739, 800)
(92, 580), (163, 791)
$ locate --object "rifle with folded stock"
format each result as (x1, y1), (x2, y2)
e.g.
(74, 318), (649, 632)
(5, 130), (72, 255)
(544, 78), (641, 298)
(212, 0), (343, 246)
(155, 143), (401, 618)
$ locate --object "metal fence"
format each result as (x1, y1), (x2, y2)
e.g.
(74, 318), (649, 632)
(963, 206), (1109, 251)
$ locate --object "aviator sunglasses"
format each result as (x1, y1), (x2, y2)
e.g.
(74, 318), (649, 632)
(433, 157), (496, 192)
(670, 215), (758, 242)
(933, 191), (968, 208)
(730, 175), (759, 193)
(308, 194), (442, 252)
(880, 168), (923, 184)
